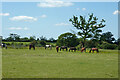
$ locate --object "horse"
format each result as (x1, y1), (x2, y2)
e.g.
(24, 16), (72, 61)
(1, 43), (7, 49)
(56, 46), (59, 52)
(29, 44), (35, 50)
(89, 48), (99, 53)
(81, 47), (86, 52)
(69, 47), (77, 52)
(60, 46), (67, 51)
(45, 45), (52, 50)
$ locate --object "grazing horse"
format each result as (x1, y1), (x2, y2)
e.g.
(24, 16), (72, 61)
(81, 47), (86, 52)
(56, 46), (59, 52)
(29, 44), (35, 50)
(89, 48), (99, 53)
(1, 43), (7, 49)
(60, 46), (67, 51)
(45, 45), (52, 50)
(69, 47), (77, 52)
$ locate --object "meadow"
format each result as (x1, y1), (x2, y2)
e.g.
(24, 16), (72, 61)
(2, 47), (118, 78)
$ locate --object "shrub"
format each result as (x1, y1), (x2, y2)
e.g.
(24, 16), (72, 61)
(99, 42), (117, 49)
(39, 40), (46, 47)
(85, 40), (98, 48)
(118, 44), (120, 50)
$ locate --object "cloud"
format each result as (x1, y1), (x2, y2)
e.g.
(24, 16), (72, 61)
(55, 23), (71, 26)
(0, 13), (10, 16)
(82, 8), (86, 11)
(37, 0), (73, 8)
(8, 27), (29, 30)
(10, 16), (37, 21)
(76, 8), (86, 11)
(76, 8), (80, 11)
(40, 14), (47, 18)
(113, 10), (120, 15)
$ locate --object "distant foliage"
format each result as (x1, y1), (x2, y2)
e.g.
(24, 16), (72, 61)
(85, 40), (99, 48)
(99, 42), (117, 49)
(39, 40), (46, 47)
(100, 32), (115, 44)
(118, 44), (120, 50)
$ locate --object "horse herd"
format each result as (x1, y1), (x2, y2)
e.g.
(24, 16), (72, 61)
(1, 43), (99, 53)
(56, 46), (99, 53)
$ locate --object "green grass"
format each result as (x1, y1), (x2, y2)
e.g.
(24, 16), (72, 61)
(3, 41), (30, 44)
(3, 41), (56, 45)
(2, 48), (118, 78)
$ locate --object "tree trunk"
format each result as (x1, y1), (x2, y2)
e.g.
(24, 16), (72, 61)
(83, 38), (86, 47)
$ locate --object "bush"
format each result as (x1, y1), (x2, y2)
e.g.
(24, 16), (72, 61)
(99, 42), (117, 49)
(5, 43), (10, 45)
(76, 44), (81, 51)
(118, 44), (120, 50)
(39, 40), (46, 47)
(85, 40), (98, 48)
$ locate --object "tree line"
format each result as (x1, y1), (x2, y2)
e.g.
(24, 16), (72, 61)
(1, 31), (119, 50)
(2, 34), (57, 42)
(1, 13), (120, 50)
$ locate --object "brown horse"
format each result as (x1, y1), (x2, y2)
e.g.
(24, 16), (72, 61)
(29, 44), (35, 50)
(56, 46), (59, 52)
(69, 47), (77, 52)
(81, 47), (86, 52)
(60, 46), (68, 51)
(89, 48), (99, 53)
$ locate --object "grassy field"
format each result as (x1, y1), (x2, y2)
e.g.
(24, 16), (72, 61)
(2, 48), (118, 78)
(3, 42), (56, 46)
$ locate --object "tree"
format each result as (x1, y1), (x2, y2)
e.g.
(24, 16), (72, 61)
(49, 37), (55, 42)
(29, 36), (36, 41)
(100, 32), (115, 44)
(6, 33), (20, 41)
(57, 32), (79, 47)
(40, 36), (47, 41)
(14, 34), (20, 41)
(39, 40), (46, 46)
(37, 38), (39, 41)
(69, 13), (105, 47)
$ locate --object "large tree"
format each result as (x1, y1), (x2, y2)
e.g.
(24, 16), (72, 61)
(57, 32), (79, 47)
(69, 13), (105, 47)
(39, 36), (47, 41)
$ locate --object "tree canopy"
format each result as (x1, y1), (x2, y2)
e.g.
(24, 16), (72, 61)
(57, 32), (79, 47)
(100, 31), (115, 43)
(69, 13), (105, 47)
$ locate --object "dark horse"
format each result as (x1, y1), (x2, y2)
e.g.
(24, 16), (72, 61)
(69, 47), (77, 52)
(60, 46), (68, 51)
(1, 43), (7, 49)
(29, 44), (35, 50)
(89, 48), (99, 53)
(56, 46), (59, 52)
(81, 47), (86, 52)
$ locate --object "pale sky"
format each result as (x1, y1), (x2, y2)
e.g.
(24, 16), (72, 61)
(0, 1), (119, 39)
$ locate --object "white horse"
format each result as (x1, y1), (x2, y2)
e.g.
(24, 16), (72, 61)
(45, 45), (52, 50)
(1, 43), (7, 49)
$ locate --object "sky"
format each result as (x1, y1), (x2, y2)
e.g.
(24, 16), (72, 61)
(0, 1), (119, 40)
